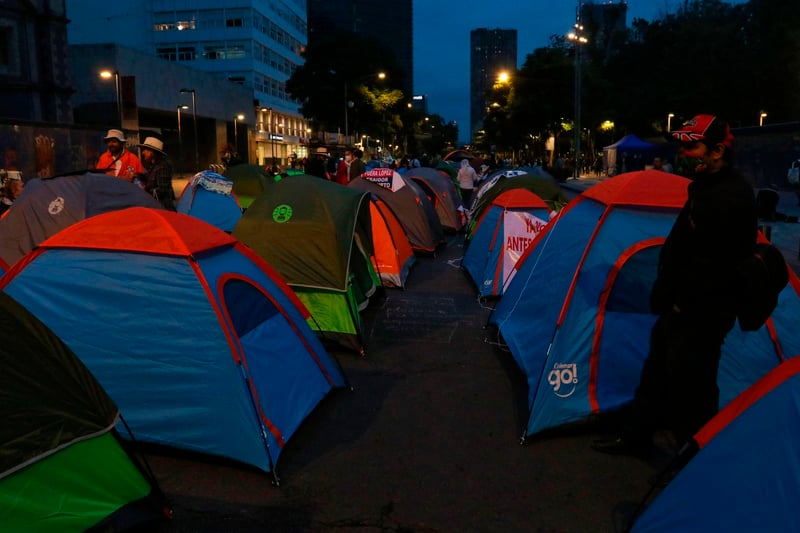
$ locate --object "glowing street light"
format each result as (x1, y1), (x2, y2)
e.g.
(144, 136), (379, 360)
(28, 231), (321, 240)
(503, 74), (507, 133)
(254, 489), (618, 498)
(179, 88), (198, 170)
(99, 69), (122, 128)
(234, 113), (245, 150)
(760, 112), (767, 127)
(176, 105), (189, 172)
(567, 21), (589, 179)
(667, 113), (675, 132)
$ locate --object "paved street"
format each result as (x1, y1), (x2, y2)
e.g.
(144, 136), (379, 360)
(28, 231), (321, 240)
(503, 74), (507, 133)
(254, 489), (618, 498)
(143, 172), (800, 532)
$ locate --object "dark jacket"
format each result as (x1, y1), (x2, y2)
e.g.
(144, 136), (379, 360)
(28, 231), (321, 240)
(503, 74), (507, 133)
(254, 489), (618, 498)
(143, 157), (176, 210)
(650, 165), (757, 322)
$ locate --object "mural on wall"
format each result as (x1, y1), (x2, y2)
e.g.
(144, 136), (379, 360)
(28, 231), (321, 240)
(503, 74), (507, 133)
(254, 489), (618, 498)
(0, 125), (106, 180)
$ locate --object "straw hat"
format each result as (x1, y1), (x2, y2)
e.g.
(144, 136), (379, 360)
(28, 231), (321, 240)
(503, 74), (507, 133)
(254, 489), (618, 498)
(313, 147), (330, 158)
(103, 129), (126, 142)
(138, 137), (167, 155)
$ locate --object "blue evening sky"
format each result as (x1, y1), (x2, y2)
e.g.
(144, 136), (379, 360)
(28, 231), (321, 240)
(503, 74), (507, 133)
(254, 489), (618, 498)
(412, 0), (744, 142)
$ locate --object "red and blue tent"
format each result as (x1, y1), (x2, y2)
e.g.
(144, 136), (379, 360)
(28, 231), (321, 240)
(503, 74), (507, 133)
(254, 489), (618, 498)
(463, 188), (552, 297)
(633, 355), (800, 531)
(489, 170), (800, 439)
(0, 208), (345, 478)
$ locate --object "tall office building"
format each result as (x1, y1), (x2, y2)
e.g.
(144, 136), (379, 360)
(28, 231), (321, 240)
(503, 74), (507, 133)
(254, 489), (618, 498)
(66, 1), (309, 165)
(470, 28), (517, 143)
(306, 0), (413, 98)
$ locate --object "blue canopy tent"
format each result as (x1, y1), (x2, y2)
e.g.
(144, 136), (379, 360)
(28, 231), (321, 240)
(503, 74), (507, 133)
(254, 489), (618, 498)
(603, 135), (664, 176)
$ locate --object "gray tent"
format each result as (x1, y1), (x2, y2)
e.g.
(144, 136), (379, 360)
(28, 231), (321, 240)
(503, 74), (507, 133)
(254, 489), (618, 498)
(0, 172), (162, 270)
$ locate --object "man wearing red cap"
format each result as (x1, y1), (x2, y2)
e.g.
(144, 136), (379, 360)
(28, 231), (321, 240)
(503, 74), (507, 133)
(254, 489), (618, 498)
(593, 115), (757, 458)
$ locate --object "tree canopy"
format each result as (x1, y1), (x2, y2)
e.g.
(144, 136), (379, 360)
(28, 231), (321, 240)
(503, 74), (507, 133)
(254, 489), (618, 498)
(480, 0), (800, 161)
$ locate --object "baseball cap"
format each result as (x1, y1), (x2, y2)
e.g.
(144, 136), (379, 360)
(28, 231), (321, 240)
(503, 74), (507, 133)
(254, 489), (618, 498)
(670, 114), (734, 147)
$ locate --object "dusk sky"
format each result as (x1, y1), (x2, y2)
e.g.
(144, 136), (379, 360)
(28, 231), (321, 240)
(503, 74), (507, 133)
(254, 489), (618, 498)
(412, 0), (745, 140)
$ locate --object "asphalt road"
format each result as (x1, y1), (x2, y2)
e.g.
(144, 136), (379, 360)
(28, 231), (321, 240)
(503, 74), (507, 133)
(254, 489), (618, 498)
(139, 175), (799, 532)
(136, 229), (665, 533)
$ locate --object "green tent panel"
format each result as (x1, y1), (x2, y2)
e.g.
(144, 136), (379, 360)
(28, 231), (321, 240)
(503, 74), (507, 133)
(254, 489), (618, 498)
(0, 433), (155, 531)
(0, 291), (167, 531)
(233, 174), (378, 353)
(223, 164), (271, 208)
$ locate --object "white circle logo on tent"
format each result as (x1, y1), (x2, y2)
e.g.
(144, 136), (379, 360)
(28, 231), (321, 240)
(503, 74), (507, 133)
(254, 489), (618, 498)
(48, 196), (65, 215)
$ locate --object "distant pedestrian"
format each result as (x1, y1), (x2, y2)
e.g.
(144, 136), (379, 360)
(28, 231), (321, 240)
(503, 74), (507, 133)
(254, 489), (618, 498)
(457, 158), (479, 209)
(305, 147), (331, 179)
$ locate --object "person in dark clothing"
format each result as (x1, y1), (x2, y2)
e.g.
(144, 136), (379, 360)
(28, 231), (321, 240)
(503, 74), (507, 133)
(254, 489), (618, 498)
(305, 147), (331, 179)
(593, 115), (758, 456)
(138, 137), (176, 210)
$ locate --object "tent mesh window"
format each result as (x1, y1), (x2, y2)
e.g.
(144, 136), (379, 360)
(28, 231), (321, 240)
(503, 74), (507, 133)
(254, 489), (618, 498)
(605, 246), (660, 315)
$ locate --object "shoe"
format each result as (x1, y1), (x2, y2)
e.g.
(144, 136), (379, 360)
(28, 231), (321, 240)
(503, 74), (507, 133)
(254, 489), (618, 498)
(591, 436), (651, 458)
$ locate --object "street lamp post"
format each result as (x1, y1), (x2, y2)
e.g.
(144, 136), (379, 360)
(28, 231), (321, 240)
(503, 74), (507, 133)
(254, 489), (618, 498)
(567, 23), (588, 180)
(180, 88), (198, 170)
(268, 107), (275, 164)
(234, 113), (245, 152)
(667, 113), (675, 132)
(99, 69), (122, 128)
(760, 112), (767, 127)
(176, 105), (188, 173)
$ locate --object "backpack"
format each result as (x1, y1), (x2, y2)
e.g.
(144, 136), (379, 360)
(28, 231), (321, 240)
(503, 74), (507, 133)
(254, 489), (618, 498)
(735, 243), (789, 331)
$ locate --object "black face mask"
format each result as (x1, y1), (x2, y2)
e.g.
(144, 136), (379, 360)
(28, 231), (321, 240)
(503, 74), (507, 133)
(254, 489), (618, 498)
(674, 155), (705, 179)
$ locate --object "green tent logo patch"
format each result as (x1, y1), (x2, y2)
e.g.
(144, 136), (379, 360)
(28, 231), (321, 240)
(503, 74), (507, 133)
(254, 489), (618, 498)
(272, 204), (293, 223)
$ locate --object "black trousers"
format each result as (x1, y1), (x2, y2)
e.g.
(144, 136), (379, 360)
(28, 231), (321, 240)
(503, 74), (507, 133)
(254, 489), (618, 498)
(622, 309), (735, 446)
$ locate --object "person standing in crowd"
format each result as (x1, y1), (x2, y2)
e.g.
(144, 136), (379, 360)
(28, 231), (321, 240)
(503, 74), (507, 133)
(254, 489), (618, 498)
(0, 172), (24, 216)
(96, 129), (144, 183)
(138, 136), (176, 210)
(457, 157), (479, 209)
(593, 114), (757, 457)
(350, 148), (366, 181)
(305, 147), (331, 179)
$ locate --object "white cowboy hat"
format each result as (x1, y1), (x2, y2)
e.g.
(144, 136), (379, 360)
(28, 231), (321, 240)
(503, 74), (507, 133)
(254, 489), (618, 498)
(103, 129), (126, 142)
(138, 137), (167, 155)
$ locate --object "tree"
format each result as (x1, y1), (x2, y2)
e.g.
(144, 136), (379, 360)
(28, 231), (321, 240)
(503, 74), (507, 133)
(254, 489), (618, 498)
(285, 31), (407, 138)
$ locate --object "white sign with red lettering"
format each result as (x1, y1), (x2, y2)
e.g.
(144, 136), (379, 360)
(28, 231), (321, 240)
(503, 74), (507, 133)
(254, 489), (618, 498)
(362, 168), (405, 191)
(502, 211), (547, 287)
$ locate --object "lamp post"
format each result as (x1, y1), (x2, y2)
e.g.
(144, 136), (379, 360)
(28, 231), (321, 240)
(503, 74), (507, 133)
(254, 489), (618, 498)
(99, 69), (122, 128)
(176, 105), (188, 173)
(760, 112), (767, 127)
(667, 113), (675, 132)
(345, 72), (386, 145)
(567, 22), (588, 180)
(179, 88), (198, 170)
(267, 107), (275, 164)
(234, 113), (245, 151)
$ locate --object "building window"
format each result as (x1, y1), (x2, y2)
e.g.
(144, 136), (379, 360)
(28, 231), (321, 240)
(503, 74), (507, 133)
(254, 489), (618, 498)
(177, 46), (196, 61)
(226, 18), (243, 28)
(0, 23), (18, 76)
(156, 47), (176, 61)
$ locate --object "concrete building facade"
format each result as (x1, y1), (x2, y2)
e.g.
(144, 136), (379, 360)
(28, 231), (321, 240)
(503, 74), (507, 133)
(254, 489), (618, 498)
(65, 1), (310, 167)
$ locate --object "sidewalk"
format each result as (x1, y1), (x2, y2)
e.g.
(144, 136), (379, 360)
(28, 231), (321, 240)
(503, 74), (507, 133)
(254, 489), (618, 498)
(561, 174), (800, 276)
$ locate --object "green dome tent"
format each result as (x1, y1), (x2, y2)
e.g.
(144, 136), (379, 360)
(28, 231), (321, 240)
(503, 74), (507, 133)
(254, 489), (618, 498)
(234, 174), (379, 353)
(223, 164), (271, 208)
(0, 292), (168, 531)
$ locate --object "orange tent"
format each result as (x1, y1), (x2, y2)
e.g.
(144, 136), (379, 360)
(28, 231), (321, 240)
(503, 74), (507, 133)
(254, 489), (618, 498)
(369, 195), (415, 289)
